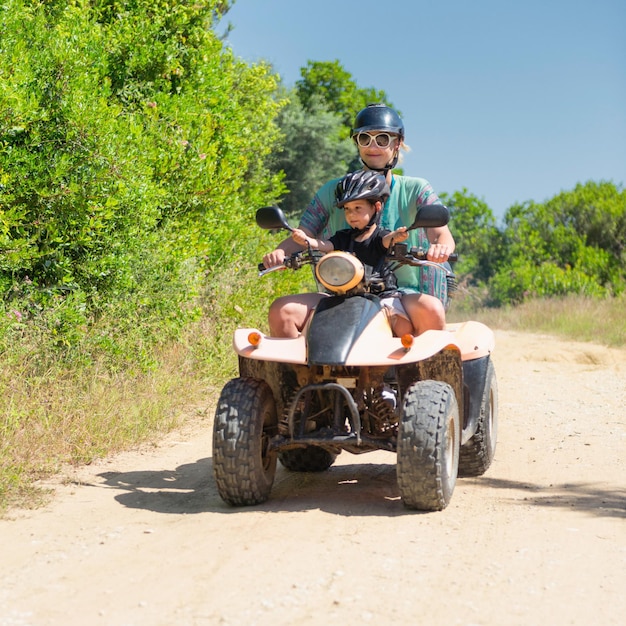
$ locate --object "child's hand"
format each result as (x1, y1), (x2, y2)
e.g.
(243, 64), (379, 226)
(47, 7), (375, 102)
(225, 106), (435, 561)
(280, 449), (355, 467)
(292, 228), (309, 246)
(390, 226), (408, 242)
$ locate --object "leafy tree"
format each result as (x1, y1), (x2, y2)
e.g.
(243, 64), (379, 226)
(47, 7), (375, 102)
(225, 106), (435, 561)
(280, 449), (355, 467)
(268, 93), (355, 217)
(295, 60), (388, 135)
(489, 181), (625, 304)
(538, 180), (624, 259)
(440, 189), (503, 285)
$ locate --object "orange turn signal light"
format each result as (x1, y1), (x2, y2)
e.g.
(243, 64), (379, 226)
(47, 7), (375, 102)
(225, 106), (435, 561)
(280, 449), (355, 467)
(400, 334), (414, 350)
(248, 331), (262, 347)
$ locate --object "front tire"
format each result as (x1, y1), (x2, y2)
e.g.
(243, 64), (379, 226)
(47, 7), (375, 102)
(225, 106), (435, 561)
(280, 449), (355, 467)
(213, 378), (278, 506)
(459, 360), (498, 477)
(397, 380), (460, 511)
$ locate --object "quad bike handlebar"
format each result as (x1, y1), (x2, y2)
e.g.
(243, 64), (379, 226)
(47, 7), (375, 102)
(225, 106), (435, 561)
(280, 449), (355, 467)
(258, 246), (457, 277)
(257, 249), (324, 275)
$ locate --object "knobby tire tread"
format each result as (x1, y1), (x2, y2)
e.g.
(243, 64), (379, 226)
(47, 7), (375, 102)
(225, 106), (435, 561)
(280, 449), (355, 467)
(397, 380), (459, 511)
(213, 377), (277, 506)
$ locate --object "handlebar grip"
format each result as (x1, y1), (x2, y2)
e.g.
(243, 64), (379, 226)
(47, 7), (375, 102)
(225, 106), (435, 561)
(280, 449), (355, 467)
(407, 247), (458, 263)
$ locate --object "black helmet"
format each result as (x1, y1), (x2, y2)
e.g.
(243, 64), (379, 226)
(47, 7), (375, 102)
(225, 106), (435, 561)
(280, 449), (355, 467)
(335, 170), (390, 208)
(351, 103), (405, 140)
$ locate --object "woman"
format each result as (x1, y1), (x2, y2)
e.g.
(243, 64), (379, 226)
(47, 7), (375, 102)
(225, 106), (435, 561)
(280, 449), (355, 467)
(263, 103), (455, 338)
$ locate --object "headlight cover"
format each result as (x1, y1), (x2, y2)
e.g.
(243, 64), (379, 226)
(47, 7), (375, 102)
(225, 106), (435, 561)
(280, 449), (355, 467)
(315, 252), (364, 293)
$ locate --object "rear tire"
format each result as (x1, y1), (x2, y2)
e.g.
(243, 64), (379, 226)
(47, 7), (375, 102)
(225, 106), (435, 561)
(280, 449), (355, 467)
(459, 360), (498, 477)
(278, 447), (338, 472)
(213, 378), (278, 506)
(397, 380), (460, 511)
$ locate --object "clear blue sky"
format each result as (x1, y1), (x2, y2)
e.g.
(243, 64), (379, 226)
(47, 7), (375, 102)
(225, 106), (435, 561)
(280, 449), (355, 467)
(220, 0), (625, 220)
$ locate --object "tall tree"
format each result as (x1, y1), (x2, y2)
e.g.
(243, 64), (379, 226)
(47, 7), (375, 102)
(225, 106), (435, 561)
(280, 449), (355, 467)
(440, 189), (503, 286)
(296, 60), (391, 136)
(269, 93), (354, 217)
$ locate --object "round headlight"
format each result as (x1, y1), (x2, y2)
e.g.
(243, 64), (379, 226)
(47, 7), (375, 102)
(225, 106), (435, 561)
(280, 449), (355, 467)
(315, 252), (364, 293)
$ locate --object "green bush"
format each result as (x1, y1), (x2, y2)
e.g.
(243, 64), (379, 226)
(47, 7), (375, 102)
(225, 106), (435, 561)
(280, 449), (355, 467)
(487, 259), (608, 305)
(488, 181), (626, 304)
(0, 0), (285, 360)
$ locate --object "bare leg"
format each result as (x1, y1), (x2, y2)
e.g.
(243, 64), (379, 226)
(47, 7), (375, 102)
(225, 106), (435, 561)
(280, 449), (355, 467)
(390, 315), (414, 337)
(268, 292), (325, 338)
(401, 293), (446, 335)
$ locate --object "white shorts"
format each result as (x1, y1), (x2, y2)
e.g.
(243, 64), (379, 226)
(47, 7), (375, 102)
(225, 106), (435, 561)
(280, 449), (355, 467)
(379, 295), (409, 321)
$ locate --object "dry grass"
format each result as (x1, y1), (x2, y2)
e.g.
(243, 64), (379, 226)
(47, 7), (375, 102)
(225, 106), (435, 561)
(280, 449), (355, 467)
(448, 293), (626, 347)
(0, 318), (226, 514)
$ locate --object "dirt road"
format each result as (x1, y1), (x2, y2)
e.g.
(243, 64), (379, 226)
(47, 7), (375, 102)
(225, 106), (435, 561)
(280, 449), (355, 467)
(1, 330), (625, 626)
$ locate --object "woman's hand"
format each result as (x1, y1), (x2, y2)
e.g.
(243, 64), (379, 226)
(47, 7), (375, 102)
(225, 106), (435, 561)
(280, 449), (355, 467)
(427, 243), (451, 262)
(425, 225), (455, 263)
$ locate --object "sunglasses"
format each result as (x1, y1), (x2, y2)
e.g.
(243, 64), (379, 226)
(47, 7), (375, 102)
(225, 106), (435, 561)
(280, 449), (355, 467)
(355, 132), (396, 148)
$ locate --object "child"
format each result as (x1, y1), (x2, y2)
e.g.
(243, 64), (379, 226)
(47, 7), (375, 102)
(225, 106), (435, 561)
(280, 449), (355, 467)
(291, 170), (417, 337)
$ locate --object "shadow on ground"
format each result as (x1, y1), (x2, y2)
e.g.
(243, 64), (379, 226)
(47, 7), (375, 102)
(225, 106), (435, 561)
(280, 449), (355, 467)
(96, 455), (406, 517)
(92, 457), (626, 519)
(470, 476), (626, 519)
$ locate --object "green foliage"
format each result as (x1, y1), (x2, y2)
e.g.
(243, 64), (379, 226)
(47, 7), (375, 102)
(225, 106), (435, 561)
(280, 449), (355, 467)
(442, 181), (625, 306)
(295, 60), (388, 135)
(487, 258), (607, 304)
(268, 93), (355, 217)
(489, 181), (626, 304)
(442, 188), (504, 285)
(0, 0), (285, 356)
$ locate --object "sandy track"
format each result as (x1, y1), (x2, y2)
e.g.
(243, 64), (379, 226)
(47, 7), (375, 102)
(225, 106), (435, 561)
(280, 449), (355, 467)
(1, 330), (625, 626)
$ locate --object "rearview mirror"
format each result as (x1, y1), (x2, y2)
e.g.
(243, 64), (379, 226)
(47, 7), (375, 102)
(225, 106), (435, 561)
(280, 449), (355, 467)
(407, 204), (450, 230)
(255, 206), (293, 231)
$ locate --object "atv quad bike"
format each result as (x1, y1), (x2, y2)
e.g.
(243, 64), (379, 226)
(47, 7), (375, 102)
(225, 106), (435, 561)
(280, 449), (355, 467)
(213, 204), (498, 511)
